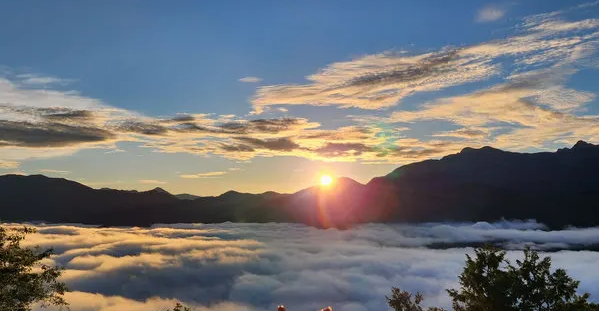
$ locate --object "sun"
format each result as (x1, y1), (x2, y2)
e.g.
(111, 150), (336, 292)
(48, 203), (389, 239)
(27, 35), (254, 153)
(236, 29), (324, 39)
(320, 174), (333, 186)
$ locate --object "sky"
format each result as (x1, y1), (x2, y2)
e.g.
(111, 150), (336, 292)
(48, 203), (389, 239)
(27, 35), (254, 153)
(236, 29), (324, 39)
(0, 0), (598, 195)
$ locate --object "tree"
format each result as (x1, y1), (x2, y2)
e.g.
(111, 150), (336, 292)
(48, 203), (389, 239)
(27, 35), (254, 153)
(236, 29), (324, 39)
(447, 245), (599, 311)
(0, 225), (68, 311)
(387, 287), (446, 311)
(446, 246), (516, 311)
(389, 246), (599, 311)
(165, 303), (192, 311)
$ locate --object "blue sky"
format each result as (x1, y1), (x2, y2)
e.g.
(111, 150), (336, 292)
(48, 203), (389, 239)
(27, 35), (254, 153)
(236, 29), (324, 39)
(1, 0), (598, 195)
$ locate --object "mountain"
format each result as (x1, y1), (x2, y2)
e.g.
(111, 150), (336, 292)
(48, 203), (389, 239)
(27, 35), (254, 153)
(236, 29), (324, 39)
(363, 140), (599, 228)
(1, 141), (599, 228)
(175, 193), (200, 200)
(0, 174), (179, 224)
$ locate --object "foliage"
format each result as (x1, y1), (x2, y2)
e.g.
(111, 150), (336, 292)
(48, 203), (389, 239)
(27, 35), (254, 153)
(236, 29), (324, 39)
(389, 245), (599, 311)
(166, 302), (192, 311)
(447, 245), (599, 311)
(0, 225), (68, 311)
(387, 287), (446, 311)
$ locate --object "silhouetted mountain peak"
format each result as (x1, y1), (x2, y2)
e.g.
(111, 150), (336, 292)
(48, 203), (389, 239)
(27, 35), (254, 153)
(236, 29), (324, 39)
(218, 190), (249, 200)
(149, 187), (170, 194)
(572, 140), (595, 150)
(220, 190), (241, 196)
(334, 177), (363, 187)
(3, 140), (599, 229)
(1, 174), (91, 190)
(459, 145), (503, 154)
(260, 191), (280, 197)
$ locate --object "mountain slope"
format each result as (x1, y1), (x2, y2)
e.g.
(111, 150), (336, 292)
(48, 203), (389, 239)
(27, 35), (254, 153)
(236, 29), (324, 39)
(365, 140), (599, 227)
(175, 193), (201, 200)
(1, 141), (598, 228)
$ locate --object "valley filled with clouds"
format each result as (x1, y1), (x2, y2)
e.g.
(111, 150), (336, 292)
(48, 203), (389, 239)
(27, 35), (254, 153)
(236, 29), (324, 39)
(5, 221), (599, 311)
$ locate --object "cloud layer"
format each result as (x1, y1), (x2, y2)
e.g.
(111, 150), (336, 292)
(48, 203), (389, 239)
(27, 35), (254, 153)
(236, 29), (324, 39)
(3, 221), (599, 311)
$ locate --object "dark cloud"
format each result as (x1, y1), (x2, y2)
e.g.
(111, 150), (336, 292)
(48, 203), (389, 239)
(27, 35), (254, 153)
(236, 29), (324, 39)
(172, 118), (309, 137)
(114, 120), (169, 136)
(301, 127), (371, 141)
(0, 120), (114, 147)
(340, 50), (460, 89)
(165, 114), (195, 123)
(219, 122), (249, 134)
(314, 142), (373, 156)
(375, 145), (451, 159)
(236, 137), (299, 151)
(247, 118), (306, 133)
(0, 105), (94, 121)
(218, 118), (308, 135)
(43, 109), (93, 120)
(220, 143), (255, 152)
(173, 122), (211, 132)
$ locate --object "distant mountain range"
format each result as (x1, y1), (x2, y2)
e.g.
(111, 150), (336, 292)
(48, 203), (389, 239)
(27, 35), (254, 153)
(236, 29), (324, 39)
(2, 141), (599, 229)
(174, 193), (201, 200)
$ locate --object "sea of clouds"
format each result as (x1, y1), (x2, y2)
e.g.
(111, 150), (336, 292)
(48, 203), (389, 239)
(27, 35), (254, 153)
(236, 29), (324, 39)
(4, 221), (599, 311)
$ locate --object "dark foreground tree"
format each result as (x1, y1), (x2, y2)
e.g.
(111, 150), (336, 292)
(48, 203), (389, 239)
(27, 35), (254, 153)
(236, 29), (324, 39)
(166, 304), (334, 311)
(165, 302), (191, 311)
(387, 287), (446, 311)
(389, 245), (599, 311)
(0, 226), (68, 311)
(447, 246), (599, 311)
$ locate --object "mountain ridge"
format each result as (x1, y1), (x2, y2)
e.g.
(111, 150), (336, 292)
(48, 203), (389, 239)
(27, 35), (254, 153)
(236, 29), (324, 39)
(1, 141), (598, 229)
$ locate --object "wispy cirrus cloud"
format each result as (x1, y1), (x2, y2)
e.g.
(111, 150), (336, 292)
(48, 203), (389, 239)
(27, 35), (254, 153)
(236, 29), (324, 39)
(139, 179), (167, 185)
(251, 3), (597, 114)
(239, 76), (262, 83)
(476, 5), (506, 22)
(16, 73), (76, 86)
(0, 160), (19, 169)
(180, 171), (228, 179)
(39, 169), (71, 175)
(391, 64), (599, 150)
(251, 48), (497, 111)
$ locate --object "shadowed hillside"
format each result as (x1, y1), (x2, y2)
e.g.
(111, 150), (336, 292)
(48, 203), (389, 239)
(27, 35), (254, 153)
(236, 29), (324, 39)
(1, 141), (599, 229)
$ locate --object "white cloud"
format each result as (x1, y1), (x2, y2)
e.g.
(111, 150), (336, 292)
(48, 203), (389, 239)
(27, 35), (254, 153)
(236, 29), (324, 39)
(252, 3), (596, 114)
(251, 49), (498, 111)
(239, 76), (263, 83)
(476, 5), (506, 22)
(35, 291), (255, 311)
(40, 169), (71, 175)
(180, 171), (228, 179)
(16, 73), (76, 86)
(391, 65), (599, 150)
(0, 160), (19, 169)
(139, 179), (167, 185)
(3, 221), (598, 311)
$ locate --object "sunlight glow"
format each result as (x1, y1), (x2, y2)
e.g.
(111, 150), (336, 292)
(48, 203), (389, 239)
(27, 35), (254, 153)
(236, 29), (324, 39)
(320, 174), (333, 186)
